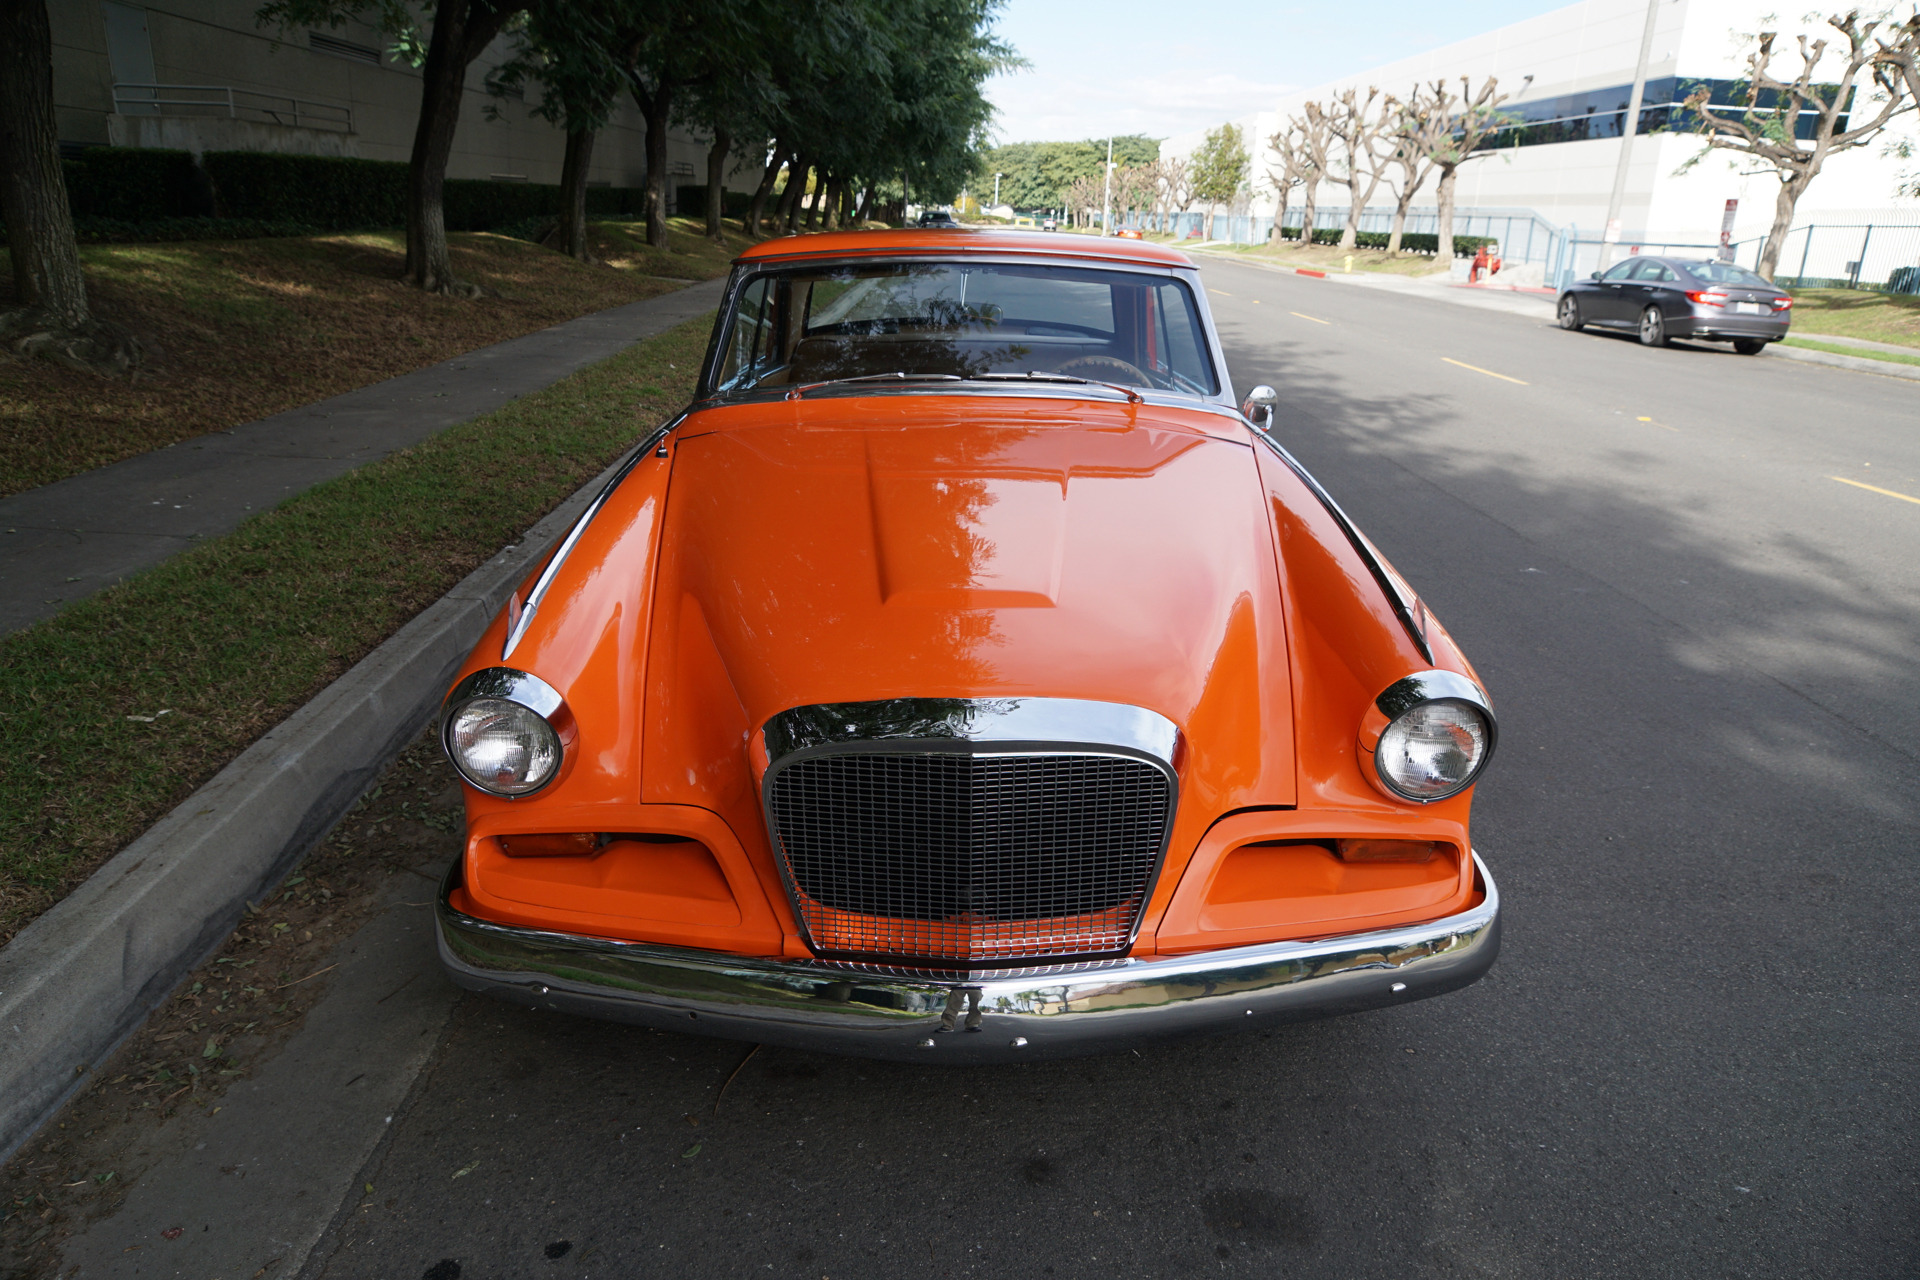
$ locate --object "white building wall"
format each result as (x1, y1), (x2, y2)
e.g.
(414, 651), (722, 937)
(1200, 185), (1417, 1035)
(1162, 0), (1919, 248)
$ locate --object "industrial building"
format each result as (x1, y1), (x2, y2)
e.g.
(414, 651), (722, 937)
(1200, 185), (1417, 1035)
(1160, 0), (1920, 282)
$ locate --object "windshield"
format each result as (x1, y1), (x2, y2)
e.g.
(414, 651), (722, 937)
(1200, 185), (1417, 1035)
(714, 261), (1220, 397)
(1681, 261), (1775, 288)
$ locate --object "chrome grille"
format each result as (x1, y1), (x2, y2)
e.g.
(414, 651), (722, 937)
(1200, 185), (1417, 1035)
(766, 751), (1172, 965)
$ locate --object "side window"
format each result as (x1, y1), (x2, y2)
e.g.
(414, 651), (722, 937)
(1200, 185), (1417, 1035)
(1602, 260), (1638, 282)
(719, 277), (770, 389)
(1633, 261), (1673, 282)
(1152, 280), (1216, 394)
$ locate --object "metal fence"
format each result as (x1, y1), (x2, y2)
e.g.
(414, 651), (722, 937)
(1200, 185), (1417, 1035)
(1111, 202), (1920, 296)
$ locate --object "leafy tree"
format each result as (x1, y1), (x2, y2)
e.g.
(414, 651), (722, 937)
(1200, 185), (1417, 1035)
(259, 0), (531, 294)
(1681, 10), (1916, 279)
(1190, 122), (1248, 239)
(976, 136), (1156, 211)
(0, 0), (139, 373)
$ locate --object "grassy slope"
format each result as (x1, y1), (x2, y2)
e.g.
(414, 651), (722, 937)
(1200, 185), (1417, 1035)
(0, 216), (746, 498)
(0, 315), (710, 944)
(1785, 289), (1920, 350)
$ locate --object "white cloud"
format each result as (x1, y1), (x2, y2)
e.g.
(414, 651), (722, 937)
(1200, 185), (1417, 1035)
(988, 65), (1295, 145)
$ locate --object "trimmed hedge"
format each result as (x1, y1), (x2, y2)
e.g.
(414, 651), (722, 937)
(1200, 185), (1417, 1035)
(62, 148), (205, 220)
(1275, 225), (1495, 255)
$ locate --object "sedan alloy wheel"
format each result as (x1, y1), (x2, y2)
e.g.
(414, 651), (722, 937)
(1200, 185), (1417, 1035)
(1557, 295), (1583, 331)
(1638, 306), (1668, 347)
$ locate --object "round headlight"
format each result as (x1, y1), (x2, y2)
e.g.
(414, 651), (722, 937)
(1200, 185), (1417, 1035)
(1376, 701), (1490, 801)
(446, 696), (562, 795)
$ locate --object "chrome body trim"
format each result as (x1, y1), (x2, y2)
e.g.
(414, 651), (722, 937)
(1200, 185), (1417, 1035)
(438, 667), (573, 797)
(500, 413), (687, 661)
(758, 697), (1182, 965)
(1363, 669), (1498, 804)
(1253, 433), (1435, 664)
(435, 852), (1500, 1063)
(760, 696), (1181, 770)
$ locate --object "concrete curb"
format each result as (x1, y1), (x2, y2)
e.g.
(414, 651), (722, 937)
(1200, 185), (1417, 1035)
(0, 453), (625, 1164)
(1772, 342), (1920, 381)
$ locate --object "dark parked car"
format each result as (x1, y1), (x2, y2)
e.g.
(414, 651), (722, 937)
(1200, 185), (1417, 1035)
(1557, 256), (1792, 354)
(917, 208), (960, 228)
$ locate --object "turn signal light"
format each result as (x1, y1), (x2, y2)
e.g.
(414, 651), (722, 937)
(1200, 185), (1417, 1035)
(498, 832), (601, 857)
(1336, 838), (1444, 863)
(1685, 289), (1728, 306)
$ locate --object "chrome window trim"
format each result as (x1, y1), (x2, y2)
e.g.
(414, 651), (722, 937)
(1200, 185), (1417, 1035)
(501, 411), (689, 662)
(1252, 432), (1435, 664)
(758, 696), (1182, 968)
(698, 256), (1230, 408)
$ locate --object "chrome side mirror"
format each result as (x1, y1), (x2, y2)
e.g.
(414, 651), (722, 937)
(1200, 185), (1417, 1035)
(1240, 384), (1277, 431)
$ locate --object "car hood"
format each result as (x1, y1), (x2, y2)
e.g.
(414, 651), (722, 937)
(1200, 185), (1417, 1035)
(638, 394), (1297, 822)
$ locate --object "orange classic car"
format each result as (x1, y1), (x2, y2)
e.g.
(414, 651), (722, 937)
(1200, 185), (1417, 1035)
(434, 229), (1500, 1061)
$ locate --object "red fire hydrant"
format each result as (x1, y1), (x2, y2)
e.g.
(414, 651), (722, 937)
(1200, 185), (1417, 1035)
(1468, 244), (1503, 284)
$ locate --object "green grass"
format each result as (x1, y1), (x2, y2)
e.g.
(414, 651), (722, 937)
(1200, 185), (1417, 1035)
(1780, 336), (1920, 367)
(0, 315), (713, 943)
(1783, 289), (1920, 350)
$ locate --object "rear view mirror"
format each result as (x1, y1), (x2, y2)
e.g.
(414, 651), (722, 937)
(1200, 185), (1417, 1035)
(1589, 271), (1601, 280)
(1241, 385), (1278, 430)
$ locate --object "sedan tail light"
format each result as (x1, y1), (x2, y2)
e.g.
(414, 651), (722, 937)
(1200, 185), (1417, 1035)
(1685, 290), (1728, 306)
(1771, 296), (1793, 310)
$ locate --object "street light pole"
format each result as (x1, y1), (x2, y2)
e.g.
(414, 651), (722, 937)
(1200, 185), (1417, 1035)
(993, 172), (1003, 209)
(1101, 136), (1114, 235)
(1599, 0), (1661, 270)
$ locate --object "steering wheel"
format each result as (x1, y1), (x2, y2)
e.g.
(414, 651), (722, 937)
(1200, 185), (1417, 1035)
(1054, 355), (1151, 386)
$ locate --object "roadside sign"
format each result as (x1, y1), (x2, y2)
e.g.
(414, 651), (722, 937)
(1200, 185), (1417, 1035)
(1719, 199), (1737, 261)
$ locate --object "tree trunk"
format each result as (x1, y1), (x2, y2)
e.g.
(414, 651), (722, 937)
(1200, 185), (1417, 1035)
(704, 127), (730, 242)
(1202, 203), (1215, 239)
(1268, 186), (1289, 245)
(0, 0), (139, 372)
(1757, 174), (1807, 281)
(406, 0), (515, 294)
(803, 168), (823, 230)
(0, 0), (86, 329)
(1435, 166), (1458, 261)
(1297, 188), (1318, 249)
(781, 158), (810, 233)
(633, 77), (673, 247)
(556, 127), (594, 261)
(746, 142), (785, 237)
(1387, 184), (1415, 255)
(1337, 182), (1361, 250)
(822, 173), (841, 230)
(856, 182), (875, 225)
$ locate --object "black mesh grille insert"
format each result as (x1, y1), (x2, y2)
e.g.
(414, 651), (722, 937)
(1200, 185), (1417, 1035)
(766, 752), (1171, 964)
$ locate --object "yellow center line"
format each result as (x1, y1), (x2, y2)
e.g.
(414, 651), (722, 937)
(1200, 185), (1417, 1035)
(1289, 311), (1330, 325)
(1637, 415), (1679, 432)
(1441, 356), (1529, 385)
(1830, 475), (1920, 506)
(1210, 289), (1233, 296)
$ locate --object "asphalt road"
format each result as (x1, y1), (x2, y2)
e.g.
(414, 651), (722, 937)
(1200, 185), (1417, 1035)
(300, 259), (1920, 1280)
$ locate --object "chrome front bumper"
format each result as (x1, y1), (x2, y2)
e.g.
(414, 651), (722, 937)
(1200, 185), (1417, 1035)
(436, 853), (1501, 1063)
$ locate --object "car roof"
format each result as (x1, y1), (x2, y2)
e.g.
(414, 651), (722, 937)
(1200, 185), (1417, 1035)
(735, 227), (1195, 269)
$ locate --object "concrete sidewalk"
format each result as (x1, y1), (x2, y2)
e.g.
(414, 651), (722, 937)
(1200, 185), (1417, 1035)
(0, 276), (727, 636)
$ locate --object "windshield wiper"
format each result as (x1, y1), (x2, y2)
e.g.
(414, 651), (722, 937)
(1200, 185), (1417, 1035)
(974, 371), (1143, 404)
(785, 372), (962, 400)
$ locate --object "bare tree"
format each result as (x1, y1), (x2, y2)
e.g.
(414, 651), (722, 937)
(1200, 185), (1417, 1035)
(1263, 123), (1311, 245)
(0, 0), (140, 373)
(1324, 86), (1392, 250)
(1379, 89), (1438, 253)
(1290, 103), (1337, 249)
(1683, 9), (1916, 279)
(1158, 156), (1194, 233)
(1415, 76), (1515, 261)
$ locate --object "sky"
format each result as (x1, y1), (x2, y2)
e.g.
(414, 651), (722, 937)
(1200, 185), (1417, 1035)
(984, 0), (1580, 145)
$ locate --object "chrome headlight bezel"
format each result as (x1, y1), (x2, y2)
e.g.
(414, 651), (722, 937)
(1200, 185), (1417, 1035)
(1358, 670), (1497, 804)
(439, 667), (575, 798)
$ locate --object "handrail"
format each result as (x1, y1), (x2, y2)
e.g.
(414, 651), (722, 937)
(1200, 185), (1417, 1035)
(110, 83), (353, 133)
